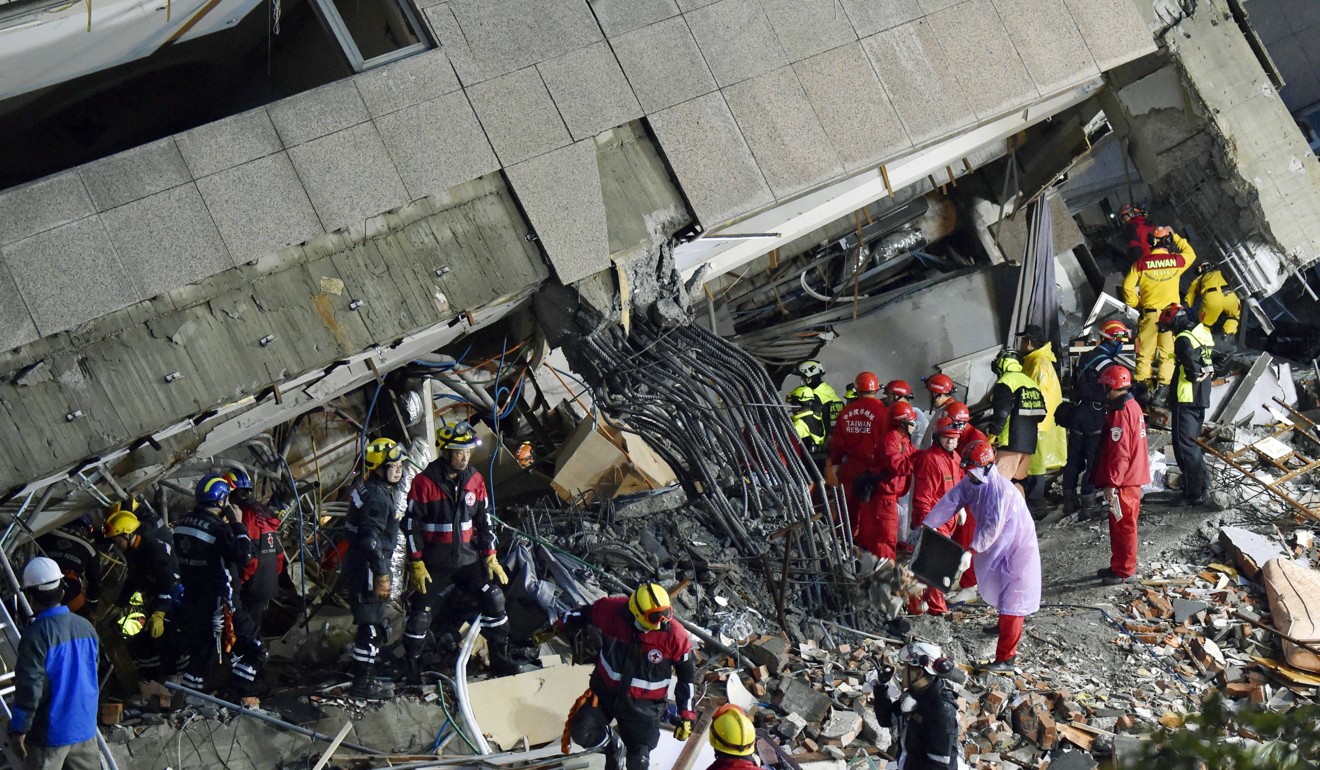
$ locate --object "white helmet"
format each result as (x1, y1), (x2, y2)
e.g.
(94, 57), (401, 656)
(22, 557), (63, 591)
(797, 360), (825, 379)
(899, 641), (947, 676)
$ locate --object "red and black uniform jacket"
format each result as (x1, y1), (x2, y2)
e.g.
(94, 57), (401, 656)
(911, 445), (962, 528)
(707, 757), (761, 770)
(1092, 393), (1150, 489)
(405, 461), (495, 570)
(561, 596), (697, 723)
(1125, 215), (1153, 265)
(828, 397), (890, 488)
(876, 427), (914, 499)
(238, 501), (284, 605)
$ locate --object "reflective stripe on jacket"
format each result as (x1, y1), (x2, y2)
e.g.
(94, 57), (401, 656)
(1174, 324), (1214, 406)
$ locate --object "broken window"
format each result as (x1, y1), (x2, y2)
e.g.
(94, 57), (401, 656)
(311, 0), (428, 71)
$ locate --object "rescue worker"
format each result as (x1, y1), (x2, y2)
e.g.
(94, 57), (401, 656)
(35, 516), (102, 620)
(225, 469), (284, 635)
(824, 372), (889, 536)
(1119, 203), (1153, 265)
(943, 401), (982, 592)
(404, 421), (518, 679)
(883, 380), (930, 440)
(855, 401), (917, 561)
(1063, 320), (1131, 516)
(1164, 304), (1214, 507)
(559, 583), (697, 770)
(795, 360), (845, 427)
(343, 438), (408, 699)
(1092, 365), (1150, 585)
(873, 642), (960, 770)
(844, 384), (858, 403)
(1019, 326), (1067, 485)
(985, 349), (1046, 496)
(946, 401), (987, 455)
(1184, 261), (1241, 338)
(1122, 225), (1198, 392)
(787, 385), (826, 449)
(705, 705), (759, 770)
(923, 441), (1041, 674)
(104, 507), (179, 709)
(918, 373), (956, 449)
(174, 475), (261, 698)
(909, 417), (965, 616)
(9, 557), (100, 770)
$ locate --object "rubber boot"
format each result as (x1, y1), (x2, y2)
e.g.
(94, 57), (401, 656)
(487, 637), (528, 677)
(350, 662), (395, 700)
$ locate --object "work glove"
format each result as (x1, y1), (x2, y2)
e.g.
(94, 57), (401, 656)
(877, 664), (895, 685)
(410, 561), (432, 594)
(148, 610), (167, 639)
(484, 553), (509, 586)
(374, 574), (392, 599)
(953, 551), (973, 585)
(673, 719), (692, 741)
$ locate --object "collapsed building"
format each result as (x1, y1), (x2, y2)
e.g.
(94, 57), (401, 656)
(3, 0), (1320, 767)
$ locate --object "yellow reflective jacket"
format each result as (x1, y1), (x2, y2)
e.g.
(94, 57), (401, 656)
(1122, 234), (1197, 310)
(811, 382), (845, 425)
(1023, 343), (1067, 474)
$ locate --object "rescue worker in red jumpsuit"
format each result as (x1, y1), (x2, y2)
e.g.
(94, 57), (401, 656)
(1092, 365), (1150, 585)
(944, 401), (982, 591)
(1120, 204), (1153, 265)
(704, 705), (759, 770)
(918, 373), (956, 449)
(855, 401), (917, 560)
(823, 372), (889, 536)
(559, 583), (697, 770)
(225, 469), (285, 634)
(909, 417), (965, 615)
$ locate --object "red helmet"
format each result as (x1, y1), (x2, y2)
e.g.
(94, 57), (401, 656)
(1099, 364), (1132, 390)
(924, 373), (954, 395)
(885, 380), (912, 398)
(1099, 320), (1131, 342)
(855, 372), (881, 394)
(1158, 303), (1183, 327)
(934, 415), (963, 438)
(945, 401), (970, 424)
(890, 401), (918, 425)
(960, 440), (995, 469)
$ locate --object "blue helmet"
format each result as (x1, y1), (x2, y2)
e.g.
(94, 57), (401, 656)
(196, 475), (233, 506)
(223, 469), (253, 490)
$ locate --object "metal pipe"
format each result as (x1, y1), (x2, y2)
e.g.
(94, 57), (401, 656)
(454, 621), (492, 755)
(96, 729), (121, 770)
(0, 547), (33, 620)
(162, 683), (385, 755)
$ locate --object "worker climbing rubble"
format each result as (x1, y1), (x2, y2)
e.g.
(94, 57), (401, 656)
(1092, 364), (1149, 585)
(1184, 260), (1241, 338)
(1063, 319), (1131, 516)
(873, 642), (961, 770)
(558, 583), (697, 770)
(704, 705), (759, 770)
(1123, 226), (1198, 396)
(103, 503), (180, 710)
(985, 349), (1046, 496)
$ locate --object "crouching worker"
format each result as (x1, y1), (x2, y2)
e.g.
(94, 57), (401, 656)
(559, 583), (697, 770)
(921, 441), (1041, 674)
(706, 704), (759, 770)
(873, 642), (960, 770)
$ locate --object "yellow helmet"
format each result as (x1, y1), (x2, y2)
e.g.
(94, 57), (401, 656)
(108, 498), (139, 517)
(710, 704), (756, 756)
(104, 510), (141, 539)
(365, 437), (406, 471)
(628, 582), (673, 631)
(436, 420), (479, 451)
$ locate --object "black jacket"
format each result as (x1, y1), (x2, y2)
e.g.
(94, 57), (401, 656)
(119, 529), (179, 615)
(37, 524), (102, 606)
(175, 507), (252, 601)
(875, 677), (959, 770)
(346, 475), (405, 580)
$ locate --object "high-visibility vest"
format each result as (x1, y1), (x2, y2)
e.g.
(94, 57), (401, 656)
(1174, 325), (1214, 404)
(993, 370), (1047, 446)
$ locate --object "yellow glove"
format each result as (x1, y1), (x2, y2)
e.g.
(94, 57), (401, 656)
(410, 561), (432, 594)
(148, 610), (166, 639)
(673, 720), (692, 741)
(1224, 318), (1239, 335)
(484, 554), (509, 586)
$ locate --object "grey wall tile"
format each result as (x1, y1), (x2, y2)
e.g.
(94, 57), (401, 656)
(1275, 0), (1320, 33)
(686, 0), (789, 87)
(723, 66), (842, 198)
(757, 0), (857, 62)
(507, 141), (610, 284)
(927, 0), (1037, 119)
(918, 0), (961, 12)
(838, 0), (921, 37)
(0, 172), (94, 246)
(676, 0), (718, 9)
(286, 123), (411, 232)
(992, 0), (1098, 95)
(176, 109), (283, 179)
(589, 0), (680, 36)
(435, 0), (603, 84)
(0, 259), (37, 350)
(1271, 36), (1320, 112)
(1245, 0), (1289, 44)
(79, 139), (191, 211)
(794, 42), (912, 172)
(538, 42), (643, 140)
(1, 218), (139, 335)
(1063, 0), (1156, 72)
(102, 184), (234, 297)
(648, 92), (774, 224)
(376, 91), (501, 199)
(862, 20), (977, 144)
(468, 67), (573, 165)
(610, 17), (719, 112)
(267, 80), (370, 148)
(196, 153), (325, 264)
(353, 48), (463, 117)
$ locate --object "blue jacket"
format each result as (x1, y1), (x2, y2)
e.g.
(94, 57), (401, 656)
(10, 605), (99, 747)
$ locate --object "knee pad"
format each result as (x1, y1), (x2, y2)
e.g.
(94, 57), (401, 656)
(570, 708), (611, 750)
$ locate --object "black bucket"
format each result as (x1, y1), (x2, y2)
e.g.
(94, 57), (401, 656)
(910, 527), (966, 591)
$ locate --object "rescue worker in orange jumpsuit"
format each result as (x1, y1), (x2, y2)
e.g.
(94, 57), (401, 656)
(1092, 364), (1150, 585)
(855, 401), (917, 560)
(1122, 225), (1197, 392)
(909, 417), (965, 615)
(824, 372), (889, 536)
(1184, 261), (1241, 337)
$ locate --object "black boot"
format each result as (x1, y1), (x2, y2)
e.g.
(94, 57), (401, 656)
(350, 661), (395, 700)
(1063, 491), (1078, 515)
(487, 637), (530, 677)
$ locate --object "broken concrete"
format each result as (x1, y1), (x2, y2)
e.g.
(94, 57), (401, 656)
(1220, 526), (1288, 579)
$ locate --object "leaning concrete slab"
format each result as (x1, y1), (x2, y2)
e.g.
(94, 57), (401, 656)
(0, 261), (37, 351)
(175, 108), (284, 180)
(507, 141), (610, 285)
(723, 66), (843, 199)
(286, 123), (410, 233)
(1063, 0), (1157, 72)
(757, 0), (858, 63)
(861, 20), (977, 145)
(537, 41), (644, 141)
(590, 0), (680, 36)
(375, 90), (501, 200)
(196, 153), (325, 264)
(793, 42), (912, 173)
(609, 16), (719, 113)
(468, 66), (574, 166)
(0, 170), (95, 246)
(352, 47), (463, 118)
(926, 0), (1038, 120)
(838, 0), (922, 38)
(77, 138), (192, 211)
(266, 79), (370, 149)
(438, 0), (603, 85)
(101, 184), (235, 298)
(684, 0), (789, 87)
(992, 0), (1100, 95)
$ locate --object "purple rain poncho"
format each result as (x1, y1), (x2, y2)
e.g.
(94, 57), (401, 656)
(923, 465), (1041, 617)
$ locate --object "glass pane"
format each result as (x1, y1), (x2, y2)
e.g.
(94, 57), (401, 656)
(330, 0), (421, 61)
